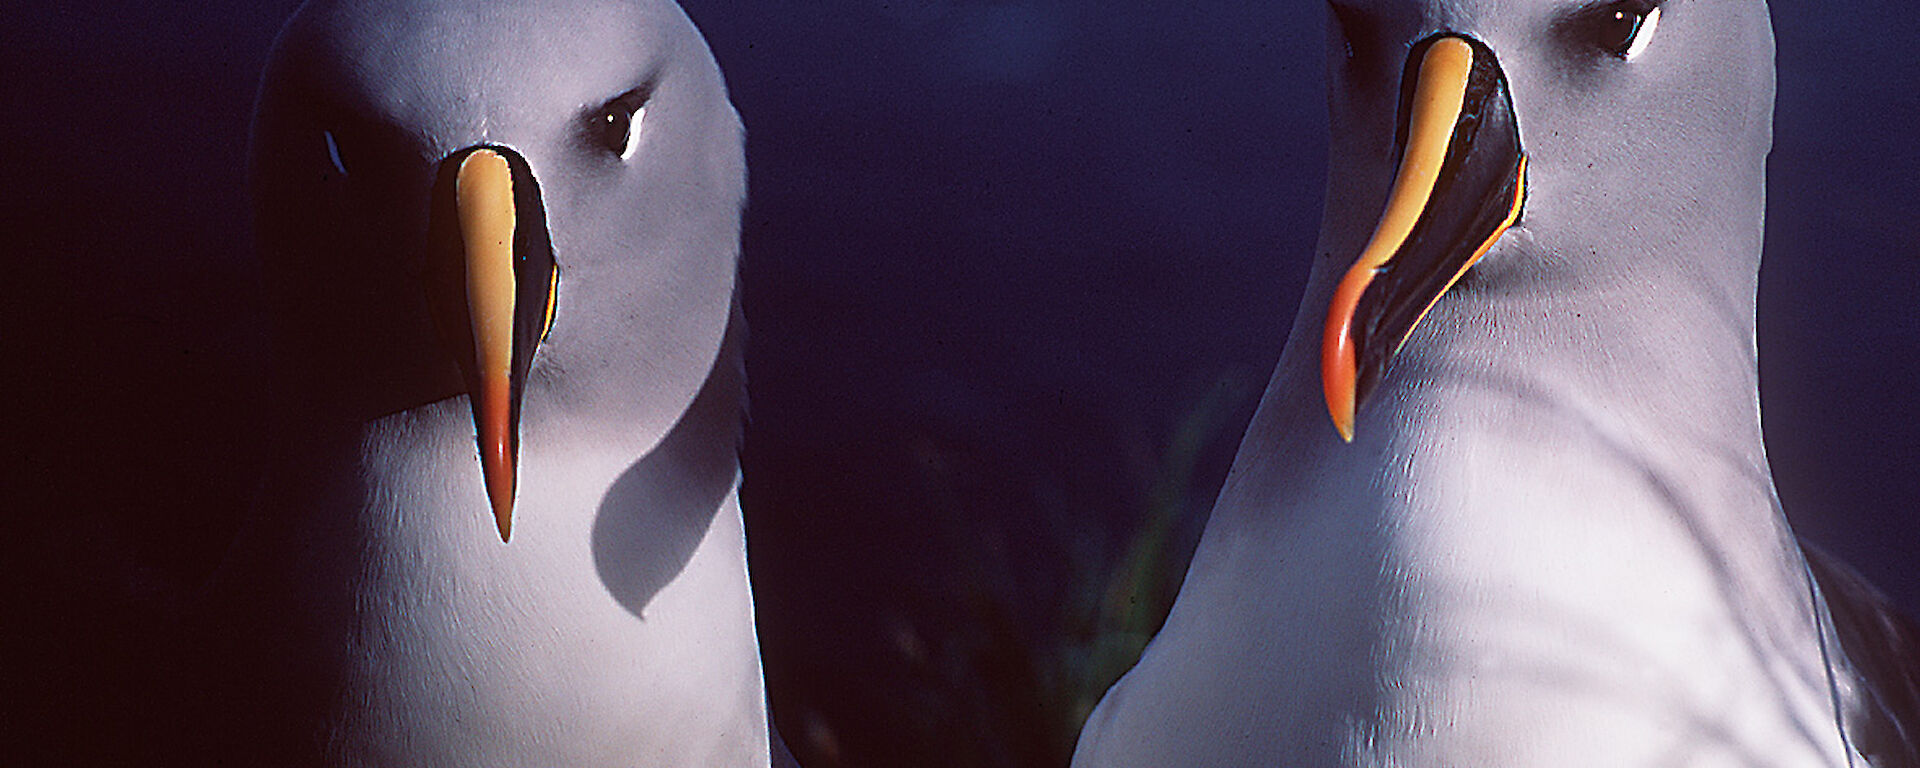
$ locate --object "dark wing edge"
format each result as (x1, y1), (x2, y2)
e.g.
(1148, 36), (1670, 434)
(1804, 542), (1920, 768)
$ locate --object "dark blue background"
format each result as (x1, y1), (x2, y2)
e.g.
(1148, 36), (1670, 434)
(7, 2), (1915, 767)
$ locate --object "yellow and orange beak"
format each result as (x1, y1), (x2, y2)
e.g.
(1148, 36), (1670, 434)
(426, 146), (559, 542)
(1321, 34), (1527, 442)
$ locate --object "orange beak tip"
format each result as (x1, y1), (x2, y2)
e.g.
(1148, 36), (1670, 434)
(480, 432), (517, 542)
(483, 455), (516, 543)
(1322, 320), (1360, 445)
(1325, 384), (1356, 443)
(493, 504), (514, 543)
(1322, 376), (1359, 444)
(1322, 259), (1370, 448)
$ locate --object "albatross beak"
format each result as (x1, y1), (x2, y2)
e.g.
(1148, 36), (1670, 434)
(1321, 34), (1526, 442)
(426, 146), (559, 542)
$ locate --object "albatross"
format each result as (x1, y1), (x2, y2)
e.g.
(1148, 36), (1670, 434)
(1073, 0), (1917, 765)
(189, 0), (785, 763)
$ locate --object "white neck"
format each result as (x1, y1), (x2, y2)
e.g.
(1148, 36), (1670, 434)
(198, 337), (770, 767)
(1077, 244), (1859, 766)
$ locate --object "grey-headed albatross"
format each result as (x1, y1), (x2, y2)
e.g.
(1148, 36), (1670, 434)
(191, 0), (790, 764)
(1074, 0), (1917, 764)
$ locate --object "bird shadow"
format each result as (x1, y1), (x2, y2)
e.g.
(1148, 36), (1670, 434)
(591, 310), (746, 619)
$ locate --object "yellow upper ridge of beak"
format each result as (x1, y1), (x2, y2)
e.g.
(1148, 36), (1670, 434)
(455, 148), (521, 542)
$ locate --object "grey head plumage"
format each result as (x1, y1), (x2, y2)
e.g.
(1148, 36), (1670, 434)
(199, 0), (776, 764)
(1306, 0), (1772, 443)
(251, 0), (744, 540)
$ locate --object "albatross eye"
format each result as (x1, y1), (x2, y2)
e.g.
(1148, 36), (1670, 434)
(1327, 2), (1381, 70)
(594, 106), (639, 157)
(589, 88), (651, 160)
(1594, 3), (1661, 60)
(322, 129), (349, 177)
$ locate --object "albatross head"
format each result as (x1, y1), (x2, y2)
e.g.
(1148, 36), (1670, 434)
(250, 0), (744, 541)
(1312, 0), (1774, 440)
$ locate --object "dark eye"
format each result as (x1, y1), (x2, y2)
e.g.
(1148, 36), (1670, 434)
(1329, 2), (1375, 64)
(322, 129), (350, 178)
(588, 88), (651, 160)
(1593, 2), (1661, 59)
(1328, 1), (1396, 86)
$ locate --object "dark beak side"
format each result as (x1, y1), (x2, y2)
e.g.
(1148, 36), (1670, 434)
(1321, 33), (1527, 441)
